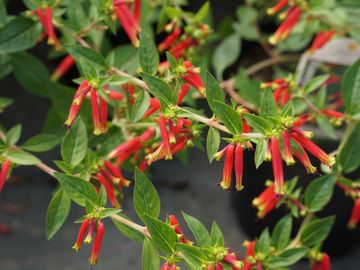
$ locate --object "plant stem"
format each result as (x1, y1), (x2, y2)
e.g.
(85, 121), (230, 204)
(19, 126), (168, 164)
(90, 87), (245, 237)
(286, 213), (313, 249)
(179, 107), (264, 139)
(111, 214), (150, 237)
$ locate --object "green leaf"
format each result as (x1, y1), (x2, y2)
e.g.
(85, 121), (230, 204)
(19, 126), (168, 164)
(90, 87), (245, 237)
(212, 33), (241, 80)
(21, 133), (60, 152)
(142, 238), (160, 270)
(61, 118), (88, 167)
(266, 247), (309, 268)
(316, 116), (337, 140)
(341, 58), (360, 114)
(6, 124), (21, 145)
(6, 150), (40, 165)
(11, 52), (50, 97)
(214, 101), (242, 134)
(254, 139), (267, 169)
(338, 122), (360, 173)
(182, 212), (211, 247)
(206, 127), (220, 163)
(131, 90), (150, 122)
(65, 45), (106, 70)
(139, 31), (159, 75)
(143, 215), (177, 254)
(301, 216), (335, 246)
(243, 113), (272, 134)
(0, 0), (7, 26)
(107, 45), (139, 75)
(176, 244), (209, 268)
(304, 174), (335, 212)
(141, 73), (173, 104)
(255, 228), (271, 255)
(194, 2), (210, 21)
(210, 221), (224, 247)
(46, 188), (71, 240)
(0, 17), (41, 53)
(112, 214), (145, 244)
(134, 168), (161, 223)
(54, 173), (98, 207)
(271, 215), (292, 250)
(280, 101), (294, 117)
(304, 75), (330, 94)
(205, 71), (225, 113)
(0, 97), (13, 112)
(260, 89), (278, 117)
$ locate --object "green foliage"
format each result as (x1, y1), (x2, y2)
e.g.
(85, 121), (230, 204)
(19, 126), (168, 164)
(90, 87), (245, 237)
(46, 188), (71, 240)
(206, 127), (220, 163)
(133, 168), (161, 223)
(304, 174), (335, 213)
(301, 216), (335, 246)
(61, 118), (88, 167)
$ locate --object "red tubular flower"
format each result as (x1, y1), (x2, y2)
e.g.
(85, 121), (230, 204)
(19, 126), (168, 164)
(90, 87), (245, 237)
(223, 252), (242, 269)
(158, 28), (182, 52)
(253, 184), (278, 218)
(168, 215), (192, 244)
(65, 81), (91, 128)
(143, 98), (161, 118)
(234, 144), (244, 191)
(309, 30), (336, 53)
(348, 198), (360, 229)
(269, 7), (302, 44)
(84, 220), (96, 243)
(270, 137), (285, 195)
(169, 36), (194, 59)
(90, 88), (103, 135)
(0, 222), (11, 235)
(181, 61), (206, 96)
(0, 159), (11, 192)
(215, 263), (224, 270)
(293, 144), (317, 174)
(133, 0), (141, 24)
(312, 253), (330, 270)
(242, 241), (256, 270)
(108, 90), (124, 100)
(267, 0), (289, 15)
(291, 132), (335, 166)
(158, 115), (173, 160)
(177, 84), (190, 105)
(160, 263), (177, 270)
(108, 137), (142, 159)
(283, 131), (295, 165)
(35, 8), (61, 50)
(220, 144), (235, 190)
(321, 109), (344, 119)
(104, 160), (129, 185)
(97, 173), (120, 208)
(72, 218), (91, 251)
(293, 114), (311, 127)
(113, 1), (140, 46)
(51, 55), (74, 81)
(89, 221), (105, 265)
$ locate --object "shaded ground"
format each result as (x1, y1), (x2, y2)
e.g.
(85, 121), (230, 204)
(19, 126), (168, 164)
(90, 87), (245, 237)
(1, 148), (360, 269)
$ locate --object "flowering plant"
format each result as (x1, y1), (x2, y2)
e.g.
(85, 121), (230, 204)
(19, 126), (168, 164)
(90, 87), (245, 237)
(1, 0), (360, 269)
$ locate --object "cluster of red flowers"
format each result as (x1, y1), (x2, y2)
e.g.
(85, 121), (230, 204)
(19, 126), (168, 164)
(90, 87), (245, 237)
(73, 219), (105, 265)
(0, 159), (11, 192)
(34, 7), (61, 50)
(181, 61), (206, 97)
(113, 0), (141, 46)
(268, 3), (302, 44)
(158, 22), (210, 73)
(253, 183), (278, 219)
(146, 116), (193, 165)
(168, 215), (192, 245)
(261, 78), (293, 107)
(65, 80), (124, 135)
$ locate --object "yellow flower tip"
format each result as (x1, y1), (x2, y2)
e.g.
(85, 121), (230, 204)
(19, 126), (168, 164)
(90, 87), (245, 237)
(220, 180), (230, 190)
(252, 198), (260, 206)
(266, 8), (275, 15)
(268, 36), (278, 45)
(235, 184), (244, 191)
(285, 157), (296, 166)
(93, 128), (103, 136)
(72, 244), (81, 251)
(348, 222), (356, 230)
